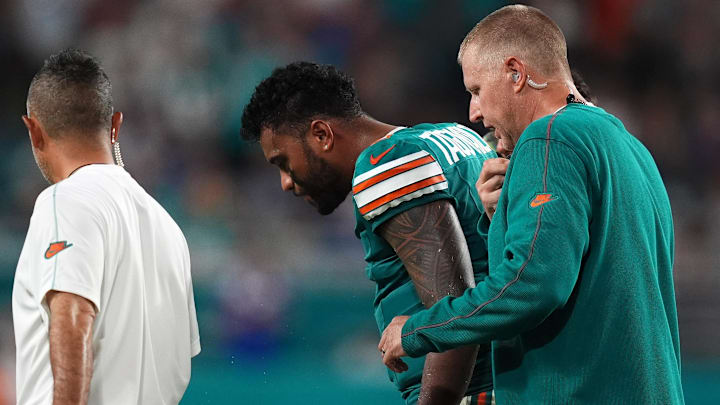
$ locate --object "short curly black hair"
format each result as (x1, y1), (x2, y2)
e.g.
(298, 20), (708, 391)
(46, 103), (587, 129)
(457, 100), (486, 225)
(241, 62), (363, 142)
(571, 69), (596, 105)
(28, 48), (113, 137)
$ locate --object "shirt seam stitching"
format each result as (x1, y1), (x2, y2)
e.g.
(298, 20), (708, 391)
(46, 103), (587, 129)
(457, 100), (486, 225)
(401, 109), (565, 340)
(51, 184), (59, 289)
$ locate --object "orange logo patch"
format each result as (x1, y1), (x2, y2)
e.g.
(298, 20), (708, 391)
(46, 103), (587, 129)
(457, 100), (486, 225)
(370, 145), (396, 165)
(44, 241), (73, 259)
(530, 193), (559, 208)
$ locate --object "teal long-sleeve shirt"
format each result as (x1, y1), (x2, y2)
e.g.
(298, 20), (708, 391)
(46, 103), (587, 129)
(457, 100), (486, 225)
(400, 104), (684, 404)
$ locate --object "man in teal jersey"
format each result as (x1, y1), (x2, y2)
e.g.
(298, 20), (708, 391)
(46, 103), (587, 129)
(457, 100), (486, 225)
(241, 62), (496, 404)
(379, 5), (684, 404)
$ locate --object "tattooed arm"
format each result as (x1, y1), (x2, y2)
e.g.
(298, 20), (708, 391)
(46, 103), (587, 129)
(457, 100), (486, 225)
(378, 199), (479, 405)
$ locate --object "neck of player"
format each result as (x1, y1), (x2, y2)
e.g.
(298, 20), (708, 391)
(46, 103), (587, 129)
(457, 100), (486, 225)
(54, 137), (115, 182)
(342, 115), (402, 173)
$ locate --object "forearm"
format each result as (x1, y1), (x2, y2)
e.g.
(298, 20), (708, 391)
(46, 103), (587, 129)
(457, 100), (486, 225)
(379, 200), (480, 404)
(48, 292), (95, 405)
(418, 346), (479, 405)
(401, 267), (561, 357)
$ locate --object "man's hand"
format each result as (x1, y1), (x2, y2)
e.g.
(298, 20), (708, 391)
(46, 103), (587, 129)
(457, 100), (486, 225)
(379, 315), (409, 373)
(476, 158), (509, 220)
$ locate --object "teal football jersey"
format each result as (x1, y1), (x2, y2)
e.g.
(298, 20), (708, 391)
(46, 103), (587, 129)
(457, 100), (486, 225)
(352, 123), (496, 403)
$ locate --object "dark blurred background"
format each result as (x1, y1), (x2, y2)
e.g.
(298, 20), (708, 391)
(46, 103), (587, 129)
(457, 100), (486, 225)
(1, 0), (718, 403)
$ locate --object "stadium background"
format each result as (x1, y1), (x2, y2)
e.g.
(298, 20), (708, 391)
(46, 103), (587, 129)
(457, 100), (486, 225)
(0, 0), (718, 403)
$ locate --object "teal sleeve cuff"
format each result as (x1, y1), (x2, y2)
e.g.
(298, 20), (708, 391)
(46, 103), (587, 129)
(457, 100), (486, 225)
(401, 312), (430, 358)
(401, 295), (458, 357)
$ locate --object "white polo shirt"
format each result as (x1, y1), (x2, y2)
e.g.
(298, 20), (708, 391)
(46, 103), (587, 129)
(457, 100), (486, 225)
(13, 164), (201, 404)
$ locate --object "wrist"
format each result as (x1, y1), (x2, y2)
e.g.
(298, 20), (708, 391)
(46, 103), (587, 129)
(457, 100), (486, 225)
(401, 315), (424, 358)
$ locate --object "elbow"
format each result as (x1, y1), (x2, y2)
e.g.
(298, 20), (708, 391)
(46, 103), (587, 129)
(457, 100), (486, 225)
(495, 287), (569, 340)
(528, 279), (569, 317)
(530, 288), (570, 326)
(537, 291), (568, 322)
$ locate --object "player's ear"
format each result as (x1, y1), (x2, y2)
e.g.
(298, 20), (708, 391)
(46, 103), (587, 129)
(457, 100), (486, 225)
(110, 111), (123, 143)
(22, 114), (46, 151)
(309, 119), (334, 152)
(505, 57), (526, 94)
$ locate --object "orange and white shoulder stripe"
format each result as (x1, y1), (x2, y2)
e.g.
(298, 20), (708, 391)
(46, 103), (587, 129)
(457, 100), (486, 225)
(353, 150), (447, 220)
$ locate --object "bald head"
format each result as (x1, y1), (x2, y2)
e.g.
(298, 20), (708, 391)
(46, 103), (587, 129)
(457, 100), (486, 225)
(27, 48), (113, 139)
(458, 5), (570, 78)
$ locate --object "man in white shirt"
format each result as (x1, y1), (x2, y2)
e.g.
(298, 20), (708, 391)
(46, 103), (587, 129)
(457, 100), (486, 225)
(13, 48), (200, 405)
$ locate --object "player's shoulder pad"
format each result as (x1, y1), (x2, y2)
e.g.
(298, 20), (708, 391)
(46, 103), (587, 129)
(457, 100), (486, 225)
(353, 135), (448, 221)
(355, 131), (426, 169)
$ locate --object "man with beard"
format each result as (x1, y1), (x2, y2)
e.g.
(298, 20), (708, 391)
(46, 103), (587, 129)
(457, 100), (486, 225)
(242, 62), (496, 405)
(379, 5), (683, 404)
(13, 49), (200, 404)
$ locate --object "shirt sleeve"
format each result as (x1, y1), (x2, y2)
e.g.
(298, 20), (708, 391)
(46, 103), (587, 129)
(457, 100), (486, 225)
(400, 136), (592, 357)
(353, 139), (453, 232)
(37, 185), (106, 318)
(183, 239), (201, 357)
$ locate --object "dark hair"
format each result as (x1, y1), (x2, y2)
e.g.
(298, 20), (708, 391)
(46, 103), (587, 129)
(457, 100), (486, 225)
(241, 62), (363, 142)
(27, 48), (113, 137)
(571, 69), (597, 105)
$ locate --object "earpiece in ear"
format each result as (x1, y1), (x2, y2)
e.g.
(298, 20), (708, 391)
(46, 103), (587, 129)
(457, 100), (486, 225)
(527, 75), (548, 90)
(512, 72), (520, 82)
